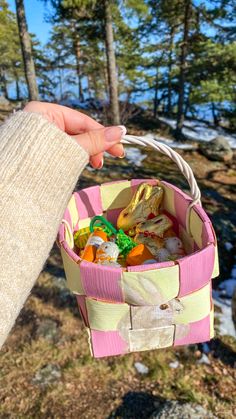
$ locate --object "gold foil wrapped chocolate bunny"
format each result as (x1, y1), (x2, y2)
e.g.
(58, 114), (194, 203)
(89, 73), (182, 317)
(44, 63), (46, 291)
(117, 183), (164, 232)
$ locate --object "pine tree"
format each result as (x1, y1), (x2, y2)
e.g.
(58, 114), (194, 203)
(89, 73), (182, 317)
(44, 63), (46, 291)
(15, 0), (39, 100)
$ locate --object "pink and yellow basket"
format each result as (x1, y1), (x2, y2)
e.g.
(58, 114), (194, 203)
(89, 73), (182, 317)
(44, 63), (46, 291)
(58, 136), (219, 358)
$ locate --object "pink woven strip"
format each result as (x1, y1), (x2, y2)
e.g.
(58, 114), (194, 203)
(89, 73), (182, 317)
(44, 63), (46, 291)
(174, 314), (210, 346)
(91, 330), (128, 358)
(178, 244), (215, 297)
(106, 207), (123, 225)
(76, 295), (89, 326)
(127, 260), (174, 272)
(173, 186), (192, 229)
(74, 185), (103, 219)
(80, 261), (124, 302)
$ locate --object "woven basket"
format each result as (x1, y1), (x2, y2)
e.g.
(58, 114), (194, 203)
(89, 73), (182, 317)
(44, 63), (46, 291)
(58, 136), (219, 358)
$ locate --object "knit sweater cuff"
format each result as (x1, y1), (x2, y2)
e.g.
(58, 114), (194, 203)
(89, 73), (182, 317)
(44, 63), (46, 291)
(0, 110), (89, 217)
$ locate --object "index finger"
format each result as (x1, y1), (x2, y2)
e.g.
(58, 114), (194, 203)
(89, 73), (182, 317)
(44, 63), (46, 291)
(56, 103), (104, 134)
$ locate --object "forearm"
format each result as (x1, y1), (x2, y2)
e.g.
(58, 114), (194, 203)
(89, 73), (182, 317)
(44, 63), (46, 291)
(0, 111), (88, 347)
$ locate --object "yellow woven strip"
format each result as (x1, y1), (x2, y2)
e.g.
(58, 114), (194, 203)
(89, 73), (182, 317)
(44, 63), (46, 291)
(86, 298), (130, 331)
(100, 181), (132, 211)
(179, 225), (195, 254)
(212, 244), (219, 278)
(60, 246), (84, 294)
(160, 182), (175, 216)
(210, 307), (214, 339)
(189, 208), (203, 249)
(78, 217), (93, 229)
(129, 325), (174, 352)
(175, 283), (211, 324)
(67, 194), (79, 228)
(122, 265), (179, 306)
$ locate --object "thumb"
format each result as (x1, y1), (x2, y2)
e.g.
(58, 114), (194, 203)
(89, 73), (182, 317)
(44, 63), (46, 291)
(73, 125), (126, 156)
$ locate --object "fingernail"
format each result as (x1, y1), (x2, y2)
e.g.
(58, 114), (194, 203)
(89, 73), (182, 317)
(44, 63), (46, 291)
(118, 151), (126, 159)
(104, 125), (127, 142)
(118, 125), (127, 138)
(97, 158), (103, 169)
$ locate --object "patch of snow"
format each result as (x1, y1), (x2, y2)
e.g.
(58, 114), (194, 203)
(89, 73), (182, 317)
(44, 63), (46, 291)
(213, 290), (236, 338)
(125, 147), (147, 166)
(169, 360), (180, 369)
(197, 354), (211, 365)
(225, 242), (233, 252)
(141, 133), (196, 150)
(159, 116), (236, 149)
(219, 279), (236, 298)
(134, 362), (149, 374)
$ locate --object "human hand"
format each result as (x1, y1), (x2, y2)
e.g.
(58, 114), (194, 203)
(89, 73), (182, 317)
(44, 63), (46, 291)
(23, 101), (126, 169)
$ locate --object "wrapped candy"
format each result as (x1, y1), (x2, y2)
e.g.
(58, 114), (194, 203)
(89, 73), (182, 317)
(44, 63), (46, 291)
(155, 248), (171, 262)
(135, 213), (173, 239)
(95, 241), (121, 267)
(81, 230), (108, 262)
(117, 183), (163, 231)
(164, 237), (185, 258)
(126, 243), (157, 266)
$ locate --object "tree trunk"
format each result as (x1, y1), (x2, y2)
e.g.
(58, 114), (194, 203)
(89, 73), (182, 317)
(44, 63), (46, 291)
(167, 27), (175, 116)
(153, 67), (158, 118)
(15, 74), (20, 100)
(15, 0), (39, 101)
(175, 0), (191, 140)
(73, 38), (84, 102)
(103, 0), (120, 125)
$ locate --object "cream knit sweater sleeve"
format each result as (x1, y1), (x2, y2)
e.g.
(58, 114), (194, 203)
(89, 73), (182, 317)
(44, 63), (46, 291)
(0, 111), (89, 348)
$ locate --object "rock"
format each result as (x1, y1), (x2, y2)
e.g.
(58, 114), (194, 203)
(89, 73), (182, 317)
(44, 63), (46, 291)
(149, 401), (216, 418)
(36, 319), (59, 342)
(199, 135), (233, 162)
(32, 364), (61, 386)
(134, 362), (149, 374)
(232, 287), (236, 330)
(169, 360), (180, 369)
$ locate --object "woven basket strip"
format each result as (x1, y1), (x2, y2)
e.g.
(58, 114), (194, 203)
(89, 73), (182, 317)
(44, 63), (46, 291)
(100, 180), (132, 211)
(172, 186), (192, 230)
(61, 246), (84, 293)
(85, 282), (211, 333)
(175, 282), (211, 324)
(189, 208), (203, 248)
(76, 295), (89, 326)
(161, 181), (176, 217)
(129, 326), (175, 352)
(210, 307), (214, 338)
(178, 244), (215, 297)
(67, 194), (79, 230)
(74, 185), (103, 220)
(212, 244), (219, 278)
(77, 217), (92, 229)
(86, 298), (129, 331)
(90, 330), (128, 358)
(80, 260), (124, 302)
(179, 225), (195, 254)
(121, 265), (179, 306)
(127, 260), (174, 273)
(105, 207), (123, 224)
(174, 313), (211, 346)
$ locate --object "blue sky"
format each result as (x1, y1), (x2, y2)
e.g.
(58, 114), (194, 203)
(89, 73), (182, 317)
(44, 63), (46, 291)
(8, 0), (52, 45)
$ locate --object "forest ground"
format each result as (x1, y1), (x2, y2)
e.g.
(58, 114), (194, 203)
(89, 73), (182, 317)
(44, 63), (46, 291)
(0, 106), (235, 418)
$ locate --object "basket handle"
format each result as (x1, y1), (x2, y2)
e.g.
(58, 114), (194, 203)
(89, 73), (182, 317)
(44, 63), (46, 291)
(122, 135), (201, 206)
